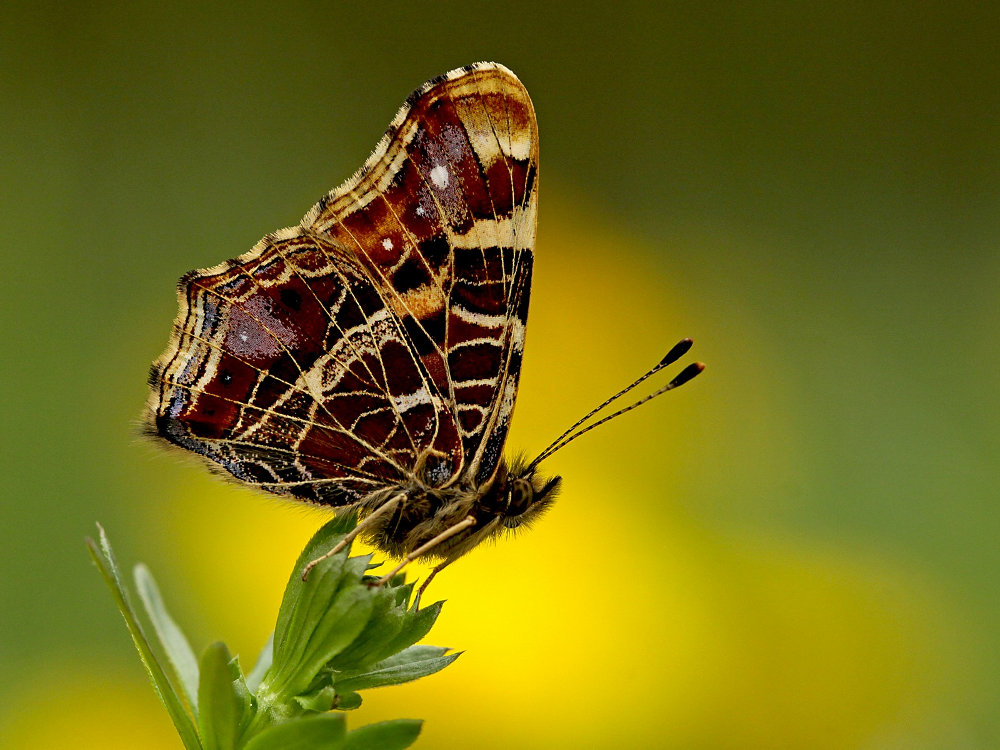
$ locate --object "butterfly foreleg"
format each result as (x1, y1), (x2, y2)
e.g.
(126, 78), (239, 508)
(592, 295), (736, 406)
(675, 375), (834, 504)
(301, 491), (406, 580)
(376, 515), (476, 587)
(414, 559), (455, 605)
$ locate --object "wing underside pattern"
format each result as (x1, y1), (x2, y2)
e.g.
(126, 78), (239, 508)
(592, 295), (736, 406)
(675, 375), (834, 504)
(148, 62), (539, 505)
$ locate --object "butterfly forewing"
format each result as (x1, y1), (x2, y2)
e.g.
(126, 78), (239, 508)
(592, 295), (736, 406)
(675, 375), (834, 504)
(149, 62), (539, 506)
(305, 63), (538, 486)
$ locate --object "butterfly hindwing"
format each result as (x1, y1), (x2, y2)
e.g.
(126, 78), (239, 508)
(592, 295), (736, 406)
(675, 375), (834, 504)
(151, 232), (424, 505)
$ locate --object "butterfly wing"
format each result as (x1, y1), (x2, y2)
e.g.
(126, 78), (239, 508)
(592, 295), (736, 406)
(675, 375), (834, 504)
(149, 229), (446, 505)
(148, 63), (538, 503)
(305, 62), (538, 487)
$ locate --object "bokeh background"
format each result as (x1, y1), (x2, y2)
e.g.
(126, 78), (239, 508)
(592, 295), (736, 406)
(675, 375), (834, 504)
(2, 2), (997, 748)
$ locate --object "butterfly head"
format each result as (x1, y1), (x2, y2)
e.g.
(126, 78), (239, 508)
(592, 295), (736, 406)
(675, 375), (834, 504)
(491, 456), (561, 530)
(490, 339), (707, 532)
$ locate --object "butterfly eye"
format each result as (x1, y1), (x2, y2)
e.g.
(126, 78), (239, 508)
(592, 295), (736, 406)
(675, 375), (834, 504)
(507, 478), (534, 516)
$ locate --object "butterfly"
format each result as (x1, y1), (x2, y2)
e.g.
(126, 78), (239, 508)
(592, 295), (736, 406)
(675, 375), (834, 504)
(146, 62), (703, 591)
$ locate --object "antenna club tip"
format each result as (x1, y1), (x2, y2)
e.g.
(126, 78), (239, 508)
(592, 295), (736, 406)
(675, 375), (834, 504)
(659, 337), (695, 367)
(668, 361), (706, 388)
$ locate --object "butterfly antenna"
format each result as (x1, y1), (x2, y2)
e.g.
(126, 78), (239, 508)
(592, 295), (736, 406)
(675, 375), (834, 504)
(527, 339), (703, 471)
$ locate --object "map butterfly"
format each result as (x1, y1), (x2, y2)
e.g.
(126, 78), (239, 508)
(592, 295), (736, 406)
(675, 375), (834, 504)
(147, 63), (703, 589)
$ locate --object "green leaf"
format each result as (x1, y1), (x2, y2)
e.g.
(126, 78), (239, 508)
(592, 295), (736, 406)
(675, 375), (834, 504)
(334, 691), (362, 710)
(134, 563), (200, 711)
(246, 633), (273, 693)
(292, 563), (377, 693)
(333, 586), (443, 674)
(269, 521), (369, 696)
(242, 713), (346, 750)
(86, 525), (202, 750)
(393, 581), (416, 607)
(380, 600), (444, 659)
(329, 584), (405, 672)
(341, 719), (422, 750)
(197, 642), (253, 750)
(372, 644), (451, 668)
(292, 684), (338, 713)
(274, 515), (356, 654)
(93, 518), (458, 750)
(267, 551), (378, 699)
(335, 646), (460, 693)
(273, 549), (347, 670)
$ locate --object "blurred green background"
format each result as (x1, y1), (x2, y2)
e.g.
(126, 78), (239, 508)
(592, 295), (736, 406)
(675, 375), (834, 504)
(2, 2), (997, 748)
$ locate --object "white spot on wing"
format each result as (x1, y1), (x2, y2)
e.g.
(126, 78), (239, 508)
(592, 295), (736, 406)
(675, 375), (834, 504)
(382, 237), (394, 251)
(453, 304), (506, 327)
(430, 164), (450, 189)
(394, 386), (433, 413)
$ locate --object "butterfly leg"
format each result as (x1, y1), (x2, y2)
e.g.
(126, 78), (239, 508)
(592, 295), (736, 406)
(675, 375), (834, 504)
(302, 492), (406, 580)
(414, 560), (454, 605)
(376, 515), (476, 587)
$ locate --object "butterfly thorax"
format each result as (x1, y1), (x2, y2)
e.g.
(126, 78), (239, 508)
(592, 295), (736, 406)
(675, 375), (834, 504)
(362, 457), (561, 561)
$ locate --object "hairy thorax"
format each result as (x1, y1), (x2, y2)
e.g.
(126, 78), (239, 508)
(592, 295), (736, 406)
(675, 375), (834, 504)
(361, 457), (559, 561)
